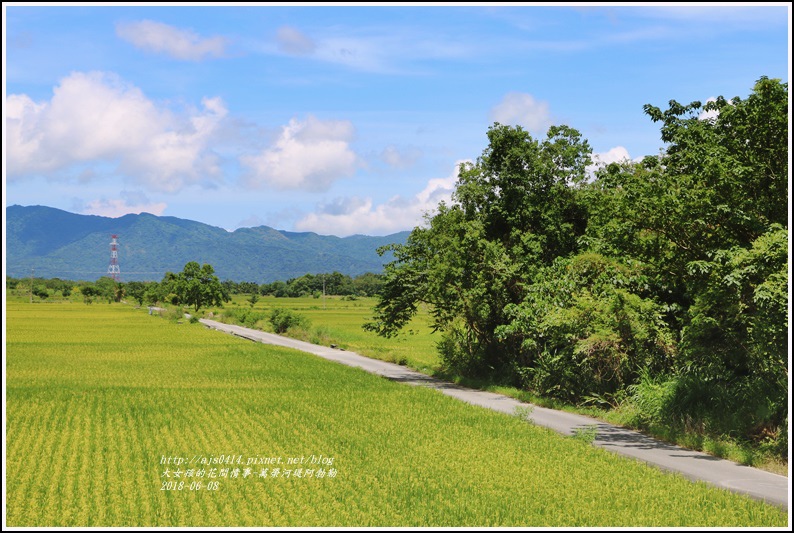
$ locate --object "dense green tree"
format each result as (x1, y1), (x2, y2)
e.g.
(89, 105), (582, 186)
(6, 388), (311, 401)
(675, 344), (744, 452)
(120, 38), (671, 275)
(269, 308), (309, 334)
(261, 280), (288, 297)
(367, 78), (788, 452)
(286, 274), (315, 297)
(80, 284), (101, 304)
(43, 278), (72, 294)
(221, 280), (238, 296)
(367, 123), (592, 378)
(32, 286), (49, 300)
(552, 77), (787, 444)
(238, 281), (260, 295)
(144, 282), (165, 306)
(260, 272), (361, 298)
(94, 277), (120, 303)
(497, 253), (676, 402)
(681, 226), (788, 430)
(587, 77), (788, 375)
(158, 272), (181, 306)
(174, 262), (227, 313)
(352, 272), (384, 297)
(125, 281), (148, 306)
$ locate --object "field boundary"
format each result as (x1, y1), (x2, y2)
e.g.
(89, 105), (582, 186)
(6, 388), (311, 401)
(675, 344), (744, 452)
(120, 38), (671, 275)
(198, 318), (789, 510)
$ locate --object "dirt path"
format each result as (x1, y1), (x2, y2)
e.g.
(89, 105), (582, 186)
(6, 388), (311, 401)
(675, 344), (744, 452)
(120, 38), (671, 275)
(199, 318), (789, 510)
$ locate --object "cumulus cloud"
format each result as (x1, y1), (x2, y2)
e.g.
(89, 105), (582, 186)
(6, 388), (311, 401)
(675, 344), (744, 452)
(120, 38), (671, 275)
(5, 94), (46, 176)
(585, 146), (642, 180)
(6, 71), (227, 192)
(294, 161), (466, 236)
(590, 146), (633, 167)
(490, 92), (552, 134)
(698, 97), (720, 121)
(240, 115), (358, 192)
(276, 26), (316, 55)
(116, 20), (226, 61)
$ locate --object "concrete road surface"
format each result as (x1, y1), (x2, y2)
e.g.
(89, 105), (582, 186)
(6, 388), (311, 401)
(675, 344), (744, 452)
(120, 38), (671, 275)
(199, 318), (789, 510)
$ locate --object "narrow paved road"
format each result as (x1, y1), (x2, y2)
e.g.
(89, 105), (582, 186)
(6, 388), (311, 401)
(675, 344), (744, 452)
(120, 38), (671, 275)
(200, 318), (789, 510)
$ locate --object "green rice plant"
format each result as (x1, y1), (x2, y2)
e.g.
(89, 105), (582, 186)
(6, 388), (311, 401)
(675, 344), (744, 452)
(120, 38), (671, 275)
(6, 301), (786, 527)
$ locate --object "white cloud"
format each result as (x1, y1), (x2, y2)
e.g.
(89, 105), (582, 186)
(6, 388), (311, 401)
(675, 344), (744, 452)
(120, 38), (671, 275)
(590, 146), (633, 167)
(294, 161), (466, 236)
(116, 20), (226, 61)
(585, 146), (635, 180)
(490, 92), (552, 134)
(81, 198), (168, 218)
(698, 97), (720, 121)
(240, 115), (358, 192)
(276, 26), (316, 55)
(6, 71), (227, 192)
(5, 94), (47, 178)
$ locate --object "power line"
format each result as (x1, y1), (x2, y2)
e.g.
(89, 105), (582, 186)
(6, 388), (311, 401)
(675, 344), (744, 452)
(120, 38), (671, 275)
(9, 270), (168, 275)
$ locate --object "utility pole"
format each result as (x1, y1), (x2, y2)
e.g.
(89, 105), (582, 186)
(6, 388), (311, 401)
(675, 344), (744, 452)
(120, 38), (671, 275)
(29, 268), (34, 303)
(322, 274), (326, 310)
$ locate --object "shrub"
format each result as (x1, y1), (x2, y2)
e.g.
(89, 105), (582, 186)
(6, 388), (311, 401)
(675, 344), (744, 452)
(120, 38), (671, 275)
(32, 286), (49, 300)
(222, 307), (269, 329)
(625, 371), (788, 459)
(269, 308), (309, 334)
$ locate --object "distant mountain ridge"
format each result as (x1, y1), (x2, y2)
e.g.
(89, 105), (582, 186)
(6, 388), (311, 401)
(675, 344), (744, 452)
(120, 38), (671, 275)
(5, 205), (410, 283)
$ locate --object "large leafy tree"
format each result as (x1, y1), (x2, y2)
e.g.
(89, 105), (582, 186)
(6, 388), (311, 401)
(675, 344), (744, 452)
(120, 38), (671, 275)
(497, 252), (676, 403)
(588, 77), (787, 276)
(124, 281), (148, 306)
(174, 261), (227, 312)
(587, 77), (788, 362)
(367, 123), (592, 378)
(368, 77), (787, 435)
(581, 77), (788, 437)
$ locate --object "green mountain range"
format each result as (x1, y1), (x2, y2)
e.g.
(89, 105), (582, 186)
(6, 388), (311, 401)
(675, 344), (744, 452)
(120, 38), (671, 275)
(5, 205), (409, 283)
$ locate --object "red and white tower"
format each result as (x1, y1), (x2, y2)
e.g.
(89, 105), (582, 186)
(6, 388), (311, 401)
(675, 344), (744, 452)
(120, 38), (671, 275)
(107, 234), (121, 281)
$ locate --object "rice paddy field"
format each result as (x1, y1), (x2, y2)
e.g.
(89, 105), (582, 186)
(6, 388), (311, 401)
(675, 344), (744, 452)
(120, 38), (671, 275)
(4, 300), (788, 527)
(212, 295), (441, 372)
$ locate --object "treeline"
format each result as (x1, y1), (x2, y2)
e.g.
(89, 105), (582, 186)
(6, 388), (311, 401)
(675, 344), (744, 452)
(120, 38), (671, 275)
(6, 270), (384, 305)
(242, 271), (383, 298)
(367, 77), (788, 456)
(7, 276), (121, 303)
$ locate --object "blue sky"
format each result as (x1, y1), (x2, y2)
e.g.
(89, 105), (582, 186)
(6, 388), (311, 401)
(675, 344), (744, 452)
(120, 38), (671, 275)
(3, 3), (790, 236)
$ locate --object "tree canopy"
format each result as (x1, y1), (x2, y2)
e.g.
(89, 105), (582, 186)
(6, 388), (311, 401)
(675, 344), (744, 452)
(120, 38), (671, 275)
(172, 261), (227, 312)
(366, 77), (788, 451)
